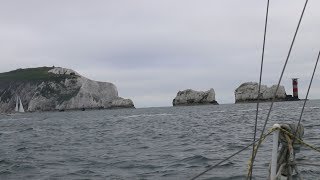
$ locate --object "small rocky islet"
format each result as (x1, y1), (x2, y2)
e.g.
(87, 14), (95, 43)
(0, 67), (134, 113)
(235, 82), (287, 103)
(173, 82), (298, 106)
(172, 88), (218, 106)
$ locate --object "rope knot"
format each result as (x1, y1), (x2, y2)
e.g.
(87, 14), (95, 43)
(276, 123), (304, 178)
(279, 124), (304, 152)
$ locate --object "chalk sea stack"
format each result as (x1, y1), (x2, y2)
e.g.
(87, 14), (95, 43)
(235, 82), (287, 103)
(173, 88), (218, 106)
(0, 67), (134, 113)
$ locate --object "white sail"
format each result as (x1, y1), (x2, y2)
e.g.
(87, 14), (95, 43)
(15, 96), (19, 112)
(18, 97), (25, 113)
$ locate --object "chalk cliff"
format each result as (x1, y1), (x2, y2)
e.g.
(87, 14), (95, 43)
(173, 88), (218, 106)
(0, 67), (134, 113)
(235, 82), (287, 103)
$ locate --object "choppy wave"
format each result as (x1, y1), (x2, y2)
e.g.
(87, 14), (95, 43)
(0, 100), (319, 179)
(237, 108), (263, 112)
(120, 113), (175, 119)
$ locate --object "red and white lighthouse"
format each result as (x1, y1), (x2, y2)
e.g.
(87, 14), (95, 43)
(292, 78), (299, 99)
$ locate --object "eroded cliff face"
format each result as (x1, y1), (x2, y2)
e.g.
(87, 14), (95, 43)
(173, 88), (218, 106)
(235, 82), (286, 103)
(0, 67), (134, 113)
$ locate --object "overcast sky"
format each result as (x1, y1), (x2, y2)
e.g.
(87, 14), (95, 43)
(0, 0), (319, 107)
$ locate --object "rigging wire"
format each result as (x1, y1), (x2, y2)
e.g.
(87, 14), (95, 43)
(190, 0), (310, 179)
(252, 0), (309, 165)
(293, 51), (320, 139)
(248, 0), (270, 179)
(190, 133), (270, 180)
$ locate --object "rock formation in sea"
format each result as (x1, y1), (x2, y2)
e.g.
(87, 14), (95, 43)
(235, 82), (287, 103)
(173, 88), (219, 106)
(0, 67), (134, 113)
(111, 98), (134, 109)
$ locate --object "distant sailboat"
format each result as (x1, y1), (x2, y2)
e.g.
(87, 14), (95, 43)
(18, 97), (25, 112)
(15, 96), (19, 112)
(15, 96), (25, 113)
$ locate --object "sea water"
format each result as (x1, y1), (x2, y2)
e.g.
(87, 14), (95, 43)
(1, 100), (320, 180)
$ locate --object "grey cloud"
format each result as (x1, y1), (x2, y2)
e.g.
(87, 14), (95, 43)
(0, 0), (319, 107)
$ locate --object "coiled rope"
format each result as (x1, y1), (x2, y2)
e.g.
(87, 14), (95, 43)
(280, 127), (320, 154)
(248, 125), (320, 179)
